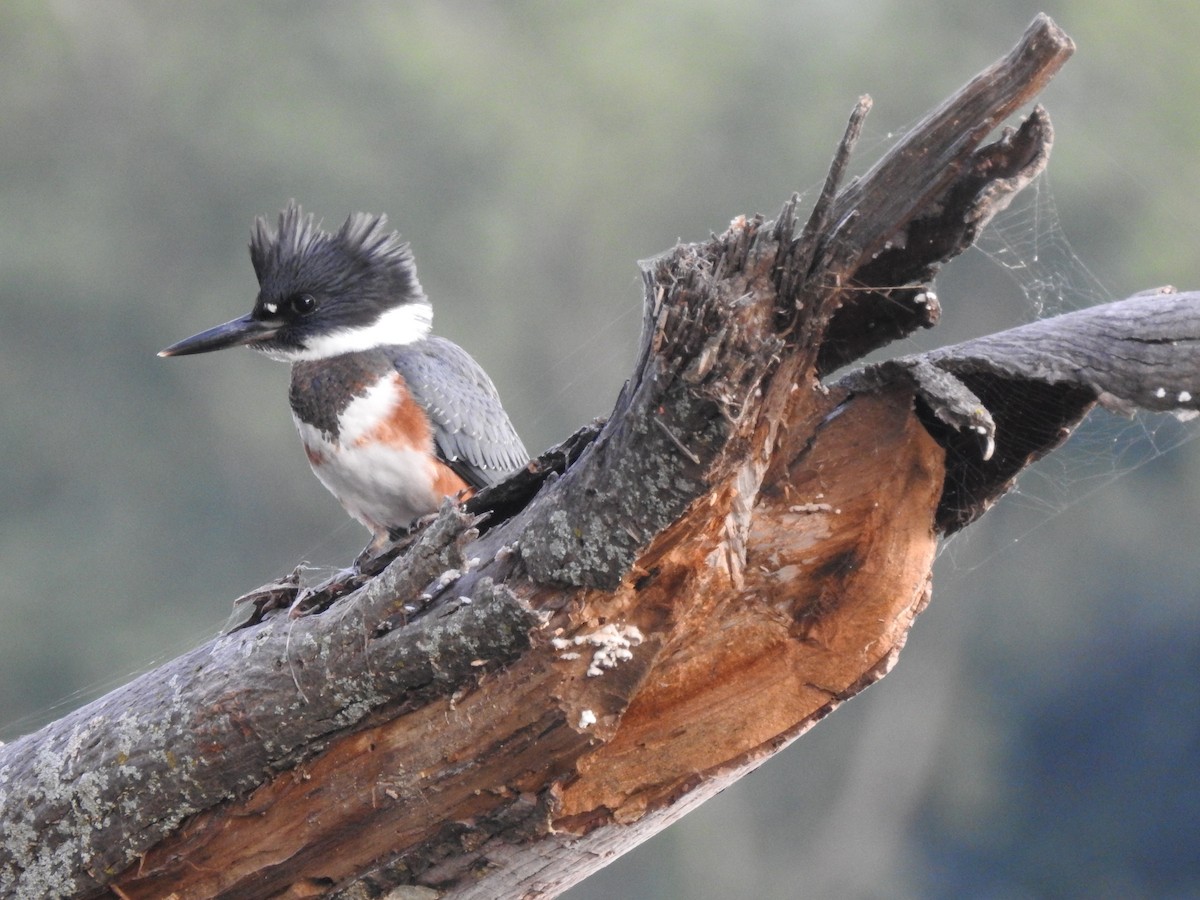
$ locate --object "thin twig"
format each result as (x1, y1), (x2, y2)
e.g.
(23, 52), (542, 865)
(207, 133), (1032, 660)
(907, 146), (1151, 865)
(653, 416), (702, 464)
(799, 94), (872, 257)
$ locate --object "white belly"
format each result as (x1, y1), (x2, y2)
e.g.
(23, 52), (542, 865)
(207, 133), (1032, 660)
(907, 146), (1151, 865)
(294, 416), (444, 533)
(311, 424), (444, 525)
(292, 360), (454, 539)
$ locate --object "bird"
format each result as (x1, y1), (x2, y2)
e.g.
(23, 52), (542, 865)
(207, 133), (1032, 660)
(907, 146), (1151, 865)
(159, 201), (529, 557)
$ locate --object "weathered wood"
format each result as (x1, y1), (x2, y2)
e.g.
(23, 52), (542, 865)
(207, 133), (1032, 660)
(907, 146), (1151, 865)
(7, 14), (1193, 900)
(0, 511), (539, 896)
(839, 288), (1200, 530)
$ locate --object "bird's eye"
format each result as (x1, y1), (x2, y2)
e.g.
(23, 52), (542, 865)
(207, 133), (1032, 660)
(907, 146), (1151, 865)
(289, 293), (318, 316)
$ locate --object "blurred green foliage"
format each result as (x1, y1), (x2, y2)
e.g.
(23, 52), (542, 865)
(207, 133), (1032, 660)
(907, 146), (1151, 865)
(2, 2), (1199, 896)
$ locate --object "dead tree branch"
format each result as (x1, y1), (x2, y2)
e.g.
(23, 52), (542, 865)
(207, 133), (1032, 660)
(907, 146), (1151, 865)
(5, 14), (1192, 900)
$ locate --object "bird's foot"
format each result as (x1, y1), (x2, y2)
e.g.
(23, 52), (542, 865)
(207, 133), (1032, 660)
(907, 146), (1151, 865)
(352, 524), (421, 576)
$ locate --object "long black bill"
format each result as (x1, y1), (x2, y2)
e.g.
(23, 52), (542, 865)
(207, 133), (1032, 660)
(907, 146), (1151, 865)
(158, 313), (280, 357)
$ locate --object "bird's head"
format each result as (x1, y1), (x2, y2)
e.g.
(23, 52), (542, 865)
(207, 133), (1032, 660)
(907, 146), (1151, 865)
(159, 201), (432, 361)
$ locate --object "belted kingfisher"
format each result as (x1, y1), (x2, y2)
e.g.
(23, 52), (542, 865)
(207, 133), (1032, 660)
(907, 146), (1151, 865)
(160, 202), (529, 553)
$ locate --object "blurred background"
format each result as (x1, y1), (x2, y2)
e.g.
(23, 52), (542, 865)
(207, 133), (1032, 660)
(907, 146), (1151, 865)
(2, 2), (1198, 897)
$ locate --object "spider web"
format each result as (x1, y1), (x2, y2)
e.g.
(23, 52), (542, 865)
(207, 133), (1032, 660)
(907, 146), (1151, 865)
(938, 173), (1199, 570)
(974, 172), (1118, 315)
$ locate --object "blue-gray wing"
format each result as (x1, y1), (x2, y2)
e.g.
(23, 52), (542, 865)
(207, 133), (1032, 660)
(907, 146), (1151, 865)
(391, 336), (529, 489)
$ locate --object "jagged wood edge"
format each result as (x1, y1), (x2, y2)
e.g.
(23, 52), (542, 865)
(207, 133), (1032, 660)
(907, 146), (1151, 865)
(841, 290), (1200, 530)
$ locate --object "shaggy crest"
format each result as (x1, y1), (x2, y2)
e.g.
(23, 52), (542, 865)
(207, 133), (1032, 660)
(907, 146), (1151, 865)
(249, 200), (424, 305)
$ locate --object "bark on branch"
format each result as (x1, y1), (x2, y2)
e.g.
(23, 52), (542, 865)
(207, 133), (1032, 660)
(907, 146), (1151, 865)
(4, 14), (1193, 900)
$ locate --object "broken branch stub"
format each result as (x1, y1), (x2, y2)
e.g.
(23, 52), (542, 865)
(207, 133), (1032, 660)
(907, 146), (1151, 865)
(515, 15), (1074, 590)
(842, 288), (1200, 531)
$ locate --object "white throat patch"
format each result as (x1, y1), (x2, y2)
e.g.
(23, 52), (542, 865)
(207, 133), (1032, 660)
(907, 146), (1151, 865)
(260, 302), (433, 362)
